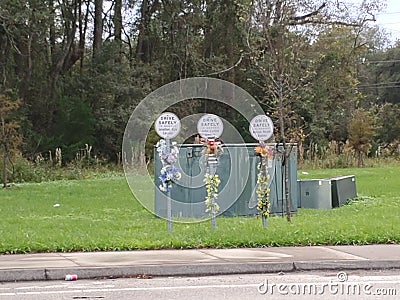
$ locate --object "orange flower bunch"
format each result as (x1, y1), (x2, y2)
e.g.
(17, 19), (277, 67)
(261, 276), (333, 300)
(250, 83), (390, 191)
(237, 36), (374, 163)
(202, 138), (222, 157)
(255, 143), (273, 160)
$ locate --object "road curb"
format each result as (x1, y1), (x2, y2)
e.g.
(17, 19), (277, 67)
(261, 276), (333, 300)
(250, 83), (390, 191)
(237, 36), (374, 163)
(2, 260), (400, 282)
(294, 260), (400, 271)
(0, 269), (46, 282)
(0, 262), (294, 282)
(45, 262), (295, 280)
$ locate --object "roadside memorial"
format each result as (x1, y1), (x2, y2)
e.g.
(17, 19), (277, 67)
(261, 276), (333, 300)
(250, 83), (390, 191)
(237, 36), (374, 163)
(249, 115), (274, 228)
(197, 114), (224, 230)
(155, 112), (181, 232)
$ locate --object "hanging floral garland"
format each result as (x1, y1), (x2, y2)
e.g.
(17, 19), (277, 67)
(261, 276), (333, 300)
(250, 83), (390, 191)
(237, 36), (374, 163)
(202, 138), (223, 214)
(156, 139), (181, 192)
(204, 173), (221, 213)
(255, 143), (273, 217)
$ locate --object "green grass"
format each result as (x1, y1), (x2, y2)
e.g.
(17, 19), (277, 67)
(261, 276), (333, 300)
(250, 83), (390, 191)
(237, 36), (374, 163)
(0, 167), (399, 254)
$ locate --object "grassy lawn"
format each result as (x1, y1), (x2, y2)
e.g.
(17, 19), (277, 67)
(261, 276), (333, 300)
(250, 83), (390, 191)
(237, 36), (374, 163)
(0, 166), (399, 254)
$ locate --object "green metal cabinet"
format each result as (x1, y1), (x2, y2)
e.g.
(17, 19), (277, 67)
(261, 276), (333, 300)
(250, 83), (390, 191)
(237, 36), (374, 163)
(154, 143), (298, 219)
(331, 175), (357, 207)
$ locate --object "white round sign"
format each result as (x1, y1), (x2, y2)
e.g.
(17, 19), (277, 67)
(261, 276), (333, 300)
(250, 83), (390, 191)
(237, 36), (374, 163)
(197, 114), (224, 139)
(155, 112), (181, 139)
(249, 115), (274, 141)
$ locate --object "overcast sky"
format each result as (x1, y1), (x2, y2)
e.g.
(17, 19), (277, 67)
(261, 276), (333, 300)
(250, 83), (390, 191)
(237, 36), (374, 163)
(375, 0), (400, 43)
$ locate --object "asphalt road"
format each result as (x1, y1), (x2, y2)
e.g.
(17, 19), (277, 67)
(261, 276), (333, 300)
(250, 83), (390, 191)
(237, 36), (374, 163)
(1, 270), (399, 300)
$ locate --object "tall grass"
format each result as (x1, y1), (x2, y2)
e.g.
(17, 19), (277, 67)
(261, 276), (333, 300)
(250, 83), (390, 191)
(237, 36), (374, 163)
(1, 157), (122, 184)
(299, 141), (400, 169)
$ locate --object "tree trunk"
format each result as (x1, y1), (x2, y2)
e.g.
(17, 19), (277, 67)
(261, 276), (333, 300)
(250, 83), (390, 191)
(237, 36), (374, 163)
(284, 152), (290, 221)
(49, 0), (56, 66)
(93, 0), (103, 58)
(278, 83), (291, 222)
(1, 113), (7, 188)
(136, 0), (157, 63)
(357, 150), (363, 167)
(114, 0), (122, 61)
(222, 0), (235, 120)
(49, 1), (79, 100)
(15, 31), (33, 106)
(79, 0), (90, 71)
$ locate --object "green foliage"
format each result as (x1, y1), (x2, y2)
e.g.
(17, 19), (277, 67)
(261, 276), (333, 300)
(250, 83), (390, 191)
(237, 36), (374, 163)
(0, 0), (399, 170)
(377, 103), (400, 145)
(0, 90), (22, 187)
(348, 108), (376, 167)
(362, 44), (400, 105)
(47, 96), (95, 161)
(145, 127), (159, 161)
(299, 27), (362, 146)
(0, 92), (21, 139)
(8, 158), (81, 183)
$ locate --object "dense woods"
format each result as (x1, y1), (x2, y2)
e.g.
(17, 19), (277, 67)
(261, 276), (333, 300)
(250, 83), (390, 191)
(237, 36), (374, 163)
(1, 0), (400, 175)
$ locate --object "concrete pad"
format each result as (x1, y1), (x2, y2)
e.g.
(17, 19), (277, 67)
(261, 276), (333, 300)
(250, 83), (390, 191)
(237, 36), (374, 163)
(60, 249), (219, 267)
(257, 246), (368, 261)
(199, 248), (292, 261)
(0, 253), (78, 269)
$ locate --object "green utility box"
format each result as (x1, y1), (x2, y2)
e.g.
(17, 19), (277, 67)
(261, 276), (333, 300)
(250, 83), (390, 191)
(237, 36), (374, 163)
(331, 175), (357, 207)
(154, 143), (298, 219)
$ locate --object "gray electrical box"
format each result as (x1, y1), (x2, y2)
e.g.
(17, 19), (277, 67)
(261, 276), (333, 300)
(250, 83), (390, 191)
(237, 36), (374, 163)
(297, 179), (332, 209)
(154, 143), (298, 218)
(297, 175), (357, 209)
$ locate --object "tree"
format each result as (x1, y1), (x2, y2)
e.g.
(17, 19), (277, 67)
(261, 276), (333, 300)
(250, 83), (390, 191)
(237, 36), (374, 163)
(245, 0), (383, 221)
(361, 43), (400, 105)
(135, 0), (159, 63)
(0, 92), (21, 188)
(304, 27), (365, 145)
(348, 108), (376, 167)
(376, 102), (400, 147)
